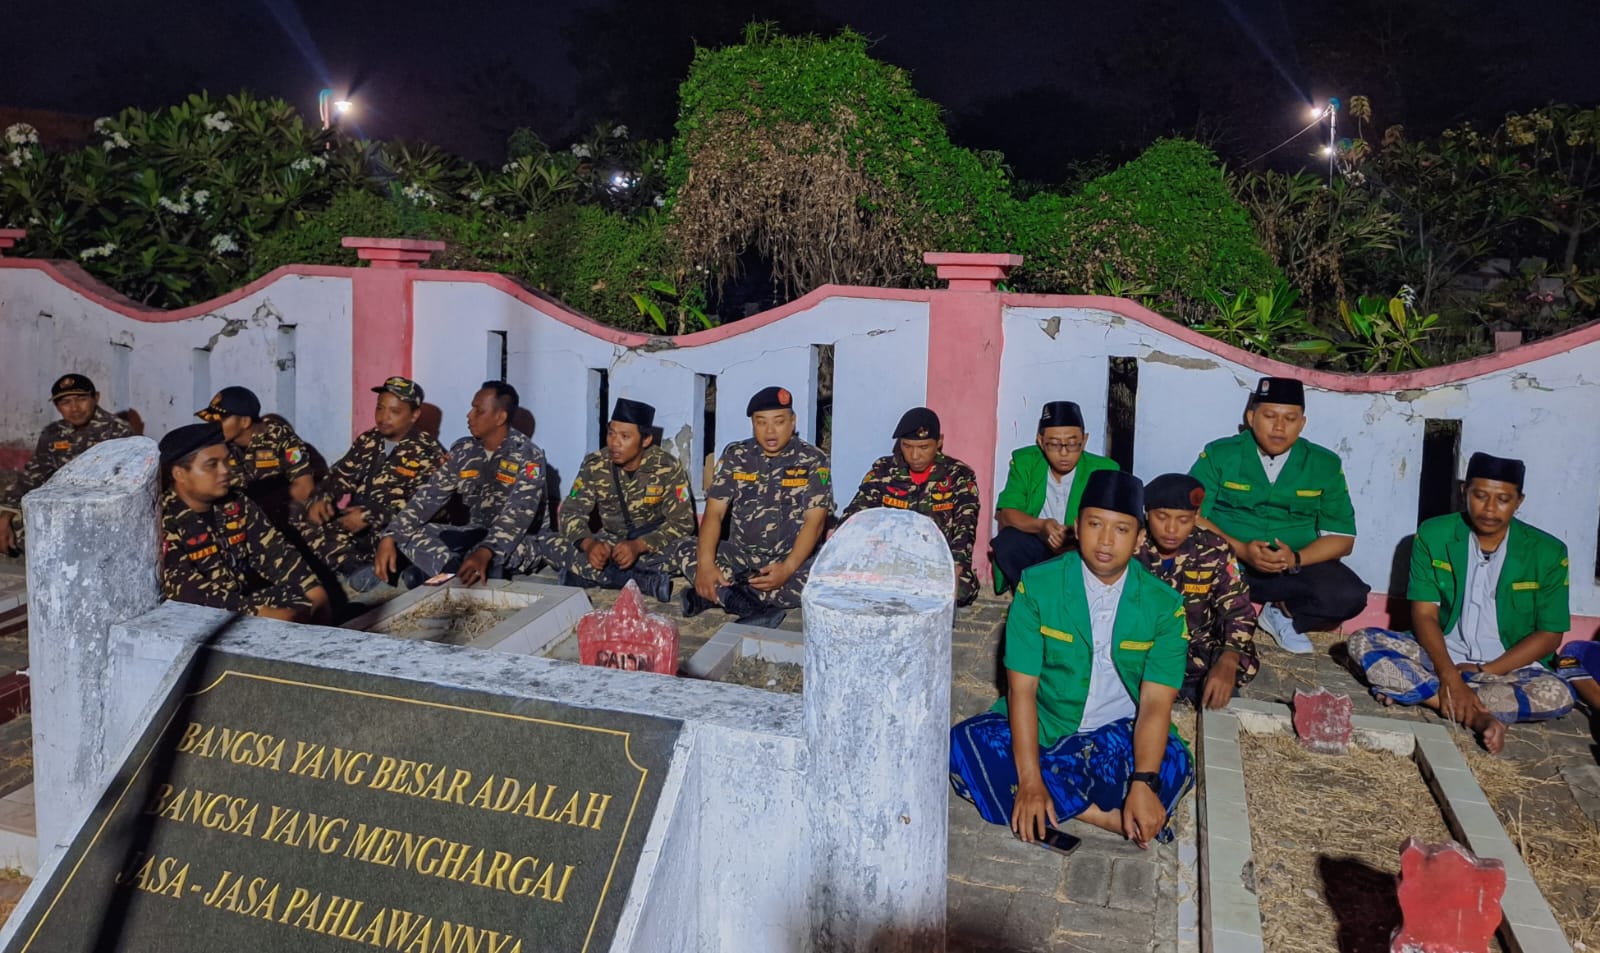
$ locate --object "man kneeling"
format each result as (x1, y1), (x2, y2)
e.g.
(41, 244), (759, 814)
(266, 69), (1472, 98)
(950, 471), (1193, 847)
(1349, 453), (1573, 753)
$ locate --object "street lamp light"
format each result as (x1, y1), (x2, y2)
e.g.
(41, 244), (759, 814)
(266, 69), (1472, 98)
(317, 89), (355, 130)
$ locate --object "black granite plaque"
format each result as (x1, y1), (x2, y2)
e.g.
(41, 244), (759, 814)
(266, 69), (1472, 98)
(5, 647), (682, 953)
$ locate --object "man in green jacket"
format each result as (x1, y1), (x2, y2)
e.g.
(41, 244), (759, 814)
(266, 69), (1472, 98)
(1349, 452), (1574, 754)
(951, 470), (1193, 848)
(990, 400), (1120, 593)
(1189, 376), (1370, 653)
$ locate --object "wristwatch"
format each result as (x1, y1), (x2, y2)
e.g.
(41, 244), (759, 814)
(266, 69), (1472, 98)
(1129, 771), (1161, 794)
(1287, 549), (1302, 574)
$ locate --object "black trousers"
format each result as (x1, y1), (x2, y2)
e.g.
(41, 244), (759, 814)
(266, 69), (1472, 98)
(1242, 559), (1370, 633)
(990, 527), (1059, 591)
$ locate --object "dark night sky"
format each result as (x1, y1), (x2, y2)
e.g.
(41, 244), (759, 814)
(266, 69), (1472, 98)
(5, 0), (1599, 180)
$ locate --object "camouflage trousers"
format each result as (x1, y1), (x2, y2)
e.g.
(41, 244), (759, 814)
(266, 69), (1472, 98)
(530, 532), (678, 586)
(392, 524), (542, 579)
(1349, 628), (1575, 724)
(292, 514), (377, 577)
(667, 538), (812, 610)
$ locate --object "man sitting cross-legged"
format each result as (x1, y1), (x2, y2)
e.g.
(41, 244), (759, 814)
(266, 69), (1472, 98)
(990, 400), (1119, 593)
(1189, 376), (1370, 653)
(1348, 452), (1574, 754)
(541, 398), (697, 601)
(950, 470), (1193, 848)
(1135, 473), (1260, 710)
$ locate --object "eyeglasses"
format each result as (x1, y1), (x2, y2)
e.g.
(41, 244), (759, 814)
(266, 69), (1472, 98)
(1042, 440), (1084, 453)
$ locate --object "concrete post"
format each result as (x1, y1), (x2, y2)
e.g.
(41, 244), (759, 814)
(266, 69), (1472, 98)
(803, 507), (955, 952)
(22, 436), (160, 853)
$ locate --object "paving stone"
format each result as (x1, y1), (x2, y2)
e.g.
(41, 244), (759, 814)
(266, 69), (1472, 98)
(1053, 901), (1158, 953)
(1060, 850), (1113, 907)
(1106, 856), (1159, 913)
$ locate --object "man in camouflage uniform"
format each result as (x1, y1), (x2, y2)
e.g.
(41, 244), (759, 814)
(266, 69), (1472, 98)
(1, 373), (133, 555)
(841, 407), (982, 606)
(673, 385), (832, 627)
(195, 386), (315, 526)
(377, 381), (547, 588)
(539, 398), (696, 601)
(158, 423), (329, 623)
(1134, 473), (1259, 709)
(297, 376), (445, 592)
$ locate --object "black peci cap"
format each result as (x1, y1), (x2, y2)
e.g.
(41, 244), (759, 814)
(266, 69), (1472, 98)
(1252, 377), (1305, 407)
(611, 397), (656, 430)
(1080, 470), (1145, 519)
(1465, 452), (1526, 492)
(1038, 400), (1085, 431)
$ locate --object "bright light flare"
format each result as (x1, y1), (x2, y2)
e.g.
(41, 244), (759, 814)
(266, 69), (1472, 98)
(1308, 105), (1326, 121)
(1319, 145), (1334, 156)
(333, 100), (354, 115)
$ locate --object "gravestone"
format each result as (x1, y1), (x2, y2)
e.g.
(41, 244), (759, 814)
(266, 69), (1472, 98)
(4, 645), (679, 953)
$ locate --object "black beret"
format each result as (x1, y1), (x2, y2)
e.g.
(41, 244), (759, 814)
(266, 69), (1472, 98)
(893, 407), (941, 440)
(159, 423), (226, 471)
(51, 374), (96, 400)
(1080, 470), (1144, 519)
(1145, 473), (1206, 511)
(371, 376), (424, 406)
(196, 386), (261, 422)
(1252, 377), (1305, 407)
(1038, 400), (1085, 431)
(611, 397), (656, 430)
(746, 386), (795, 417)
(1465, 452), (1526, 491)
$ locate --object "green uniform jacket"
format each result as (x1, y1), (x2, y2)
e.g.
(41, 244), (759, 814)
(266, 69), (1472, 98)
(993, 553), (1190, 746)
(1189, 431), (1356, 552)
(992, 446), (1119, 590)
(1407, 513), (1570, 663)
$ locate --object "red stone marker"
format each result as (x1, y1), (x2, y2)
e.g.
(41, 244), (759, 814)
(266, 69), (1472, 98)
(577, 580), (679, 676)
(1391, 838), (1505, 953)
(1292, 688), (1353, 754)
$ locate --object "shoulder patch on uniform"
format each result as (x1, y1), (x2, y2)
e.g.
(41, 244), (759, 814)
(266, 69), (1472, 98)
(818, 468), (831, 485)
(285, 447), (304, 465)
(675, 485), (689, 502)
(523, 462), (541, 480)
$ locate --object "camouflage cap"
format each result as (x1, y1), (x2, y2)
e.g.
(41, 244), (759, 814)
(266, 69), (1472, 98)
(195, 386), (261, 423)
(50, 374), (96, 401)
(372, 376), (425, 406)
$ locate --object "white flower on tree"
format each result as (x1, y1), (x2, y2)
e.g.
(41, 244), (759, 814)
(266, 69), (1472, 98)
(101, 132), (131, 151)
(611, 125), (629, 139)
(192, 189), (210, 208)
(210, 233), (240, 255)
(79, 243), (118, 260)
(3, 124), (39, 146)
(570, 143), (592, 158)
(93, 117), (113, 133)
(202, 112), (234, 133)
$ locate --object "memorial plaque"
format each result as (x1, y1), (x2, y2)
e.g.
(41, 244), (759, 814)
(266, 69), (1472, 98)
(5, 648), (682, 953)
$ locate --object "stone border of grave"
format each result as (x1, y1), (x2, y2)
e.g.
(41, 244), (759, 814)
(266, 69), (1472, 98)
(343, 578), (591, 655)
(682, 622), (803, 680)
(1198, 697), (1569, 953)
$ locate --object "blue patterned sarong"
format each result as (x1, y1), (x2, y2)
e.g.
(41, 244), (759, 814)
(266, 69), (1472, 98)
(949, 712), (1193, 843)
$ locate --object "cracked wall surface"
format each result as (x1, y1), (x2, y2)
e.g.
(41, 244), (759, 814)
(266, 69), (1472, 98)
(1002, 306), (1600, 616)
(0, 270), (354, 463)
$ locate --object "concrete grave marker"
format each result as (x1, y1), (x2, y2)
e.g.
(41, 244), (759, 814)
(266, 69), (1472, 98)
(4, 646), (679, 953)
(1292, 688), (1353, 755)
